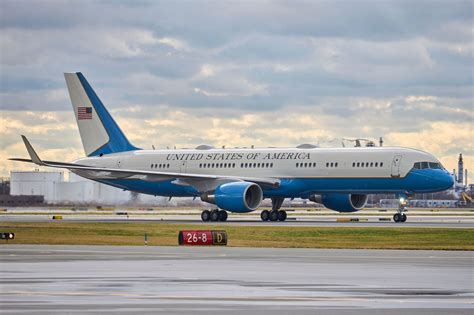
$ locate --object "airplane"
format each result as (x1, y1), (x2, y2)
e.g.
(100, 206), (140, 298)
(10, 72), (454, 223)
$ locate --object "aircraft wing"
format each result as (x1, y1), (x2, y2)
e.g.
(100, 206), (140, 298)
(9, 136), (280, 190)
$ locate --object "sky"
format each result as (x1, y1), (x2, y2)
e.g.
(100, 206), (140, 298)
(0, 0), (473, 180)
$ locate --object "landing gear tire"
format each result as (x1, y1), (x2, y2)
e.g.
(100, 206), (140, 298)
(277, 210), (287, 221)
(401, 213), (407, 222)
(269, 211), (278, 222)
(201, 210), (210, 222)
(210, 209), (219, 222)
(261, 210), (270, 221)
(393, 213), (401, 223)
(218, 210), (228, 222)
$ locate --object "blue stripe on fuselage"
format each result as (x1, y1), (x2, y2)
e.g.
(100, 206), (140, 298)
(99, 169), (453, 198)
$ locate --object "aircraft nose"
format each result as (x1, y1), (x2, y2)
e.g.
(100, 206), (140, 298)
(440, 172), (455, 190)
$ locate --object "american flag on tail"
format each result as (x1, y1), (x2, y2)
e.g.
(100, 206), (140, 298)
(78, 107), (92, 120)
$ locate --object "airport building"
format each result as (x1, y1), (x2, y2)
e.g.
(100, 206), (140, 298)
(9, 170), (132, 205)
(5, 170), (187, 206)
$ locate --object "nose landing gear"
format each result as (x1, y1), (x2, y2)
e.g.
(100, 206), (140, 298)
(393, 197), (408, 223)
(261, 197), (287, 222)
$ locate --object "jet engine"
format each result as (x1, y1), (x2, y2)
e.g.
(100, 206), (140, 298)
(309, 193), (368, 212)
(201, 182), (263, 213)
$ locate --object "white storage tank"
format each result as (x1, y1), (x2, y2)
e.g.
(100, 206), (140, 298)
(10, 171), (63, 201)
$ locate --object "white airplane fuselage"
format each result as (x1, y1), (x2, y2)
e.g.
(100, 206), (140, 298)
(73, 146), (453, 201)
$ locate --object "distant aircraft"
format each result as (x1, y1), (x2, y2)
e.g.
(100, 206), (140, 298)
(10, 73), (454, 223)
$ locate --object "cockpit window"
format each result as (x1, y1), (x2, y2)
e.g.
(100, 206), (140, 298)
(413, 162), (444, 170)
(429, 162), (442, 169)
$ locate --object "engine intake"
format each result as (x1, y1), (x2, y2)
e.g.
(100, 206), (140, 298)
(309, 193), (368, 212)
(201, 182), (263, 213)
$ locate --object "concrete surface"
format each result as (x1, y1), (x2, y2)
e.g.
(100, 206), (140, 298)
(0, 245), (472, 314)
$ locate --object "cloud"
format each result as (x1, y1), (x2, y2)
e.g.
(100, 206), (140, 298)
(0, 0), (472, 179)
(157, 37), (189, 51)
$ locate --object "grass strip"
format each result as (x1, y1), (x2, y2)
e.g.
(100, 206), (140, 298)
(0, 221), (472, 250)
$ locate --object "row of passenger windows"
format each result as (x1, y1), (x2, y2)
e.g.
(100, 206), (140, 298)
(200, 163), (236, 169)
(152, 161), (386, 170)
(352, 162), (383, 168)
(241, 162), (273, 168)
(413, 162), (442, 169)
(151, 163), (170, 169)
(199, 162), (275, 169)
(296, 162), (317, 168)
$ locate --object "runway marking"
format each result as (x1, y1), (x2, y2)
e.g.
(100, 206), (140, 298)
(4, 290), (472, 306)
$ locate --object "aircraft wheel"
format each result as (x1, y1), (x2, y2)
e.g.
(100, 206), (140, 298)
(201, 210), (210, 222)
(401, 213), (407, 222)
(269, 210), (278, 222)
(278, 210), (287, 221)
(218, 210), (228, 222)
(393, 213), (401, 223)
(210, 209), (219, 222)
(261, 210), (270, 221)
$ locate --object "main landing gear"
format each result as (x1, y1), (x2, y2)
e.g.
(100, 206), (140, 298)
(393, 197), (408, 223)
(201, 209), (227, 222)
(261, 197), (287, 222)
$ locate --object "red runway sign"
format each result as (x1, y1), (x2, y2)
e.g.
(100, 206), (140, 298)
(178, 230), (227, 246)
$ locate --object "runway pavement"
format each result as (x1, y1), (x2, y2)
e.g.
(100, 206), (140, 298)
(1, 213), (473, 228)
(0, 245), (472, 314)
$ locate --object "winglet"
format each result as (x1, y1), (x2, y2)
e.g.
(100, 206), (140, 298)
(21, 135), (45, 166)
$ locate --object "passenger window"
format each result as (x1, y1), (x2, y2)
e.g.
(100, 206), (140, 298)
(296, 163), (299, 167)
(361, 163), (364, 167)
(335, 162), (338, 167)
(270, 163), (273, 168)
(313, 162), (316, 167)
(380, 162), (383, 167)
(304, 163), (307, 167)
(258, 163), (261, 168)
(370, 162), (373, 167)
(352, 162), (355, 167)
(253, 163), (256, 168)
(357, 162), (360, 167)
(233, 163), (235, 168)
(375, 162), (378, 167)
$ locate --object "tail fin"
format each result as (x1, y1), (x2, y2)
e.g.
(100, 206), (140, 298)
(64, 72), (139, 156)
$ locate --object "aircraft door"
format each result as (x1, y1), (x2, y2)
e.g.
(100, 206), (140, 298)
(179, 161), (187, 173)
(391, 155), (402, 177)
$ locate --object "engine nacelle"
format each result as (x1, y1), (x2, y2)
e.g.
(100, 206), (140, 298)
(309, 193), (368, 213)
(201, 182), (263, 213)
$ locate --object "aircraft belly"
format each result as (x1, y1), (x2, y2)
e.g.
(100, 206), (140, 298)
(101, 179), (200, 197)
(98, 171), (440, 199)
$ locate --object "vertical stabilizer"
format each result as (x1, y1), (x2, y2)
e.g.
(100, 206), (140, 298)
(64, 72), (139, 156)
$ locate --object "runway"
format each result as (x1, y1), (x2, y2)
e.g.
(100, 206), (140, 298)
(2, 214), (473, 228)
(1, 245), (472, 314)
